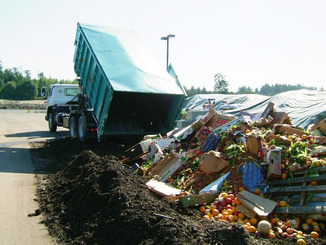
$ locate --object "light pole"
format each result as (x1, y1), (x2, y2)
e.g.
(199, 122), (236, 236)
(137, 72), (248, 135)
(161, 34), (175, 70)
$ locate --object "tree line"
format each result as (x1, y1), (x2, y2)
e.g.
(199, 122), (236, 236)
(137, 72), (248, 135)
(184, 73), (322, 97)
(0, 61), (76, 100)
(0, 62), (322, 100)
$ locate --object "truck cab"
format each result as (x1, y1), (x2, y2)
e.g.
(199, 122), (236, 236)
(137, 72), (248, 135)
(45, 84), (80, 132)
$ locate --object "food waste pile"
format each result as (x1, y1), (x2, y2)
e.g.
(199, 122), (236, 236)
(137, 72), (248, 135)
(30, 105), (326, 245)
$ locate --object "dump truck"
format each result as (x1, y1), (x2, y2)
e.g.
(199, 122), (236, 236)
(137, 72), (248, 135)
(45, 23), (186, 142)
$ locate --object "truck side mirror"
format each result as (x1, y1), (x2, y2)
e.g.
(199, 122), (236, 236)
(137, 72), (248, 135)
(40, 87), (47, 97)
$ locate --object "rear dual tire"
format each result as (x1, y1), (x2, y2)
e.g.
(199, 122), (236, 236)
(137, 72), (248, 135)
(77, 114), (87, 142)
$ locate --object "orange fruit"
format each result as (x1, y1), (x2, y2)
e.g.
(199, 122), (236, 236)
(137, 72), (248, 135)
(305, 218), (313, 225)
(270, 218), (277, 225)
(238, 213), (245, 219)
(310, 181), (317, 186)
(217, 213), (224, 220)
(313, 226), (320, 232)
(212, 209), (219, 216)
(279, 200), (287, 207)
(250, 217), (258, 225)
(233, 215), (239, 221)
(243, 218), (250, 225)
(227, 215), (234, 222)
(199, 206), (206, 213)
(234, 198), (241, 205)
(209, 205), (217, 212)
(254, 188), (261, 195)
(203, 215), (210, 220)
(248, 225), (257, 233)
(227, 209), (233, 215)
(311, 221), (318, 226)
(282, 173), (287, 179)
(310, 231), (319, 238)
(222, 211), (229, 218)
(228, 193), (235, 200)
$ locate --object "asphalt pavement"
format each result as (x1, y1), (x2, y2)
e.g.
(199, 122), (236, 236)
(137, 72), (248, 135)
(0, 109), (68, 244)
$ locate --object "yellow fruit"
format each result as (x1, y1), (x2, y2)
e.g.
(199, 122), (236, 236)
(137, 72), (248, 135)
(238, 187), (244, 192)
(297, 238), (306, 245)
(297, 230), (303, 236)
(237, 219), (244, 225)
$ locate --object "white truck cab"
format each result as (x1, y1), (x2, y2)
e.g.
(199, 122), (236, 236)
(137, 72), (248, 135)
(45, 84), (81, 132)
(46, 84), (80, 107)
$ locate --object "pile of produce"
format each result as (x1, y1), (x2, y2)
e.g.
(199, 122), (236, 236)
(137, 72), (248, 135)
(135, 107), (326, 244)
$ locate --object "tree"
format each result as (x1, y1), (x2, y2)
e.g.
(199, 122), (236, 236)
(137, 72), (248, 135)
(16, 80), (38, 100)
(237, 86), (254, 94)
(213, 73), (229, 94)
(0, 81), (17, 99)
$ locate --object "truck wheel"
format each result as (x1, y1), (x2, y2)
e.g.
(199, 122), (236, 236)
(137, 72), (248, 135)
(77, 114), (87, 142)
(48, 112), (57, 132)
(69, 116), (77, 138)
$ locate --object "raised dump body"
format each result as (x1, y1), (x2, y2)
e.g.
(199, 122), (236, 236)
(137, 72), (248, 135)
(73, 23), (186, 141)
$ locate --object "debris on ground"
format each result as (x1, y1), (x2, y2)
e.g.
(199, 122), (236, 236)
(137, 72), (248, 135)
(30, 102), (326, 245)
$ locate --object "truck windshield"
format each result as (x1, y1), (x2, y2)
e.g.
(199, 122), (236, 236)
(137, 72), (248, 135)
(64, 88), (79, 96)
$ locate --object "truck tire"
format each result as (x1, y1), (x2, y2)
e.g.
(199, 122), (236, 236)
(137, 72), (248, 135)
(69, 116), (77, 138)
(48, 112), (57, 132)
(77, 114), (87, 142)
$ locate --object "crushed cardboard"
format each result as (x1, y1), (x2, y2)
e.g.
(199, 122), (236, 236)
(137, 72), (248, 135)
(237, 190), (278, 217)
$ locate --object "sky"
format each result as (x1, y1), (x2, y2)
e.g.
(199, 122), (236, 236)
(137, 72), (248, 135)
(1, 0), (325, 92)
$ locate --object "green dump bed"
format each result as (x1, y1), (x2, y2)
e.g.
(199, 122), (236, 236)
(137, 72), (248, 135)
(73, 23), (186, 140)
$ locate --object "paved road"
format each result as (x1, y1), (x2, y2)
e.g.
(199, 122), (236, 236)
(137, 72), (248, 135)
(0, 109), (68, 245)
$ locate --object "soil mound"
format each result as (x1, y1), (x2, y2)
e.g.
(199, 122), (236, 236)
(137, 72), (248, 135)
(35, 145), (261, 245)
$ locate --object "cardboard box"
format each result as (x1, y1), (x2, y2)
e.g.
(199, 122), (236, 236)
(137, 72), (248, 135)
(246, 136), (262, 156)
(124, 139), (152, 160)
(266, 147), (282, 180)
(273, 124), (305, 136)
(252, 102), (274, 122)
(314, 136), (326, 145)
(206, 113), (236, 129)
(199, 151), (228, 175)
(146, 178), (181, 197)
(311, 119), (326, 135)
(178, 192), (217, 207)
(213, 115), (252, 135)
(237, 190), (278, 217)
(149, 152), (187, 182)
(174, 124), (194, 142)
(270, 111), (291, 125)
